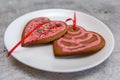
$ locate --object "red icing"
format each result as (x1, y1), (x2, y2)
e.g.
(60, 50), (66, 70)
(24, 19), (66, 43)
(59, 12), (102, 52)
(7, 22), (49, 57)
(57, 26), (101, 52)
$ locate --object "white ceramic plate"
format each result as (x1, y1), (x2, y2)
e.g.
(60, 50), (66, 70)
(4, 9), (114, 72)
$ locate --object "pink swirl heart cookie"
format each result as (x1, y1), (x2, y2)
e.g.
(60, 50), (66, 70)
(53, 25), (105, 56)
(22, 17), (68, 46)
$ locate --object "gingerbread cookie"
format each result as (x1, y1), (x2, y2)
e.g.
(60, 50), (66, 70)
(53, 25), (105, 56)
(22, 17), (68, 46)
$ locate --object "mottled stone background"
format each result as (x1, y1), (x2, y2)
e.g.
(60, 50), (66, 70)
(0, 0), (120, 80)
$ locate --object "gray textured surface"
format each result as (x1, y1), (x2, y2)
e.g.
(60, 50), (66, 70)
(0, 0), (120, 80)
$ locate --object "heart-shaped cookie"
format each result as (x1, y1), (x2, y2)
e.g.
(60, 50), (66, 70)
(22, 17), (68, 46)
(53, 25), (105, 56)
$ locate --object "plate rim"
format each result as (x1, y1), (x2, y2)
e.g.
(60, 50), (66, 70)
(4, 9), (115, 73)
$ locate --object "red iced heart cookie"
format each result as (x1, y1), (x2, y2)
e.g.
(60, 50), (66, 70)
(22, 17), (68, 46)
(53, 25), (105, 56)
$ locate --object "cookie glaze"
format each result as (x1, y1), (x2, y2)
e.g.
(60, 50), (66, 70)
(23, 17), (66, 43)
(57, 25), (102, 52)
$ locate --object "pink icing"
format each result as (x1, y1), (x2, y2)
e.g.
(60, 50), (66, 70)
(23, 18), (66, 43)
(57, 26), (101, 52)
